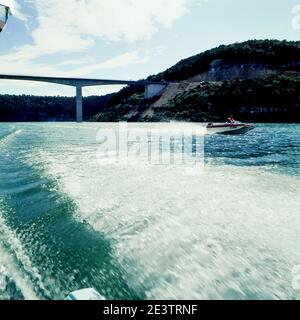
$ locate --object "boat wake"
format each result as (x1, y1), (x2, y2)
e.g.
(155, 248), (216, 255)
(0, 129), (22, 147)
(37, 146), (300, 300)
(0, 123), (299, 300)
(0, 211), (40, 300)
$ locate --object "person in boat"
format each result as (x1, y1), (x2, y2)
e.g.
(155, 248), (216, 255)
(227, 115), (236, 124)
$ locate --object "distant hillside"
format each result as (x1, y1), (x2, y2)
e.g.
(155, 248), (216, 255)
(145, 76), (300, 122)
(1, 39), (300, 122)
(148, 39), (300, 81)
(0, 94), (111, 122)
(92, 39), (300, 122)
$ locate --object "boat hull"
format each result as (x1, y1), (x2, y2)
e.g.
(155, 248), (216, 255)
(207, 123), (255, 135)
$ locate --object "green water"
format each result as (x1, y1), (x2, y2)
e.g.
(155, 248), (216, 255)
(0, 122), (299, 300)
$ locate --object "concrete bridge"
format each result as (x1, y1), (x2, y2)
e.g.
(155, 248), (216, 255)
(0, 74), (168, 122)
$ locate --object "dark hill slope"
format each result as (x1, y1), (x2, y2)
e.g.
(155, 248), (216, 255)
(148, 39), (300, 81)
(92, 40), (300, 122)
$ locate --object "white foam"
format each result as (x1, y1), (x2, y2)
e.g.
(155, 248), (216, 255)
(0, 209), (48, 300)
(37, 133), (300, 300)
(0, 129), (22, 147)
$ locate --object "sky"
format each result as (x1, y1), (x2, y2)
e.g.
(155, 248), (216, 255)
(0, 0), (300, 97)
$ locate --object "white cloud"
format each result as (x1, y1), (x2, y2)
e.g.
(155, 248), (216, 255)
(9, 0), (188, 61)
(0, 48), (160, 77)
(0, 1), (187, 75)
(72, 47), (166, 76)
(75, 51), (148, 75)
(35, 0), (187, 42)
(59, 60), (87, 67)
(0, 0), (192, 94)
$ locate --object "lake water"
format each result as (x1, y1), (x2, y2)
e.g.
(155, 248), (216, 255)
(0, 122), (299, 300)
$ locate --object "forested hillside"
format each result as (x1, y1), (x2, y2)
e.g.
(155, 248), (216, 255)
(1, 40), (300, 122)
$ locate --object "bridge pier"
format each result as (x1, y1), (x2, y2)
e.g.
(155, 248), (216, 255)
(76, 85), (83, 123)
(0, 74), (168, 123)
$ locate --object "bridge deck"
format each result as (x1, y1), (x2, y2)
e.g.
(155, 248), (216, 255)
(0, 74), (167, 87)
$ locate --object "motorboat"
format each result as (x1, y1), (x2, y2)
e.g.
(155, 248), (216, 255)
(206, 121), (255, 135)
